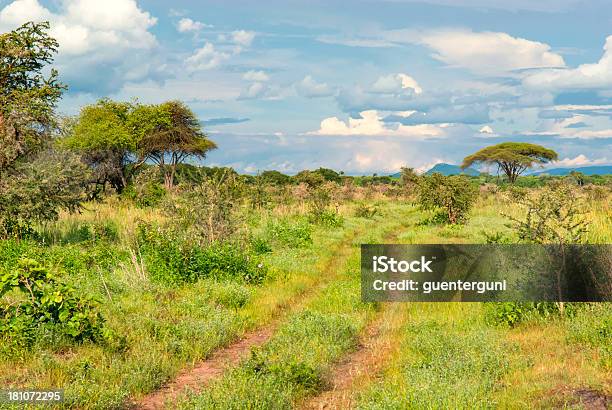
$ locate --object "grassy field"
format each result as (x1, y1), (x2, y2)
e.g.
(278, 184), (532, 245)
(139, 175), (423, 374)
(1, 184), (610, 409)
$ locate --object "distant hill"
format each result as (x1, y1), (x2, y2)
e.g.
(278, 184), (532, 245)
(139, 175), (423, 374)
(529, 165), (612, 176)
(424, 163), (480, 176)
(390, 163), (480, 178)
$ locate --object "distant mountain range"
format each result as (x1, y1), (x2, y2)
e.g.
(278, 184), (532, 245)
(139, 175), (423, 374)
(390, 163), (480, 177)
(528, 165), (612, 176)
(390, 163), (612, 178)
(424, 163), (480, 176)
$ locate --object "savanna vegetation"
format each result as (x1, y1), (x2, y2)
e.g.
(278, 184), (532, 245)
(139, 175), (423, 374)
(1, 22), (611, 409)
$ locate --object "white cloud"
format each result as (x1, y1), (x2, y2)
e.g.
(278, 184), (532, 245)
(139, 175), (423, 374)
(552, 154), (609, 167)
(177, 18), (210, 33)
(0, 0), (158, 56)
(239, 82), (274, 99)
(386, 29), (565, 74)
(371, 73), (423, 94)
(186, 29), (256, 72)
(231, 30), (255, 46)
(308, 110), (445, 138)
(526, 115), (612, 139)
(243, 70), (269, 82)
(479, 125), (494, 134)
(295, 75), (333, 98)
(523, 35), (612, 90)
(185, 42), (230, 70)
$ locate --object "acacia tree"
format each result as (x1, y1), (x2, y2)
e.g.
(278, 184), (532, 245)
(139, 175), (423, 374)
(61, 99), (137, 193)
(462, 142), (558, 183)
(134, 101), (217, 189)
(0, 21), (64, 174)
(0, 22), (91, 235)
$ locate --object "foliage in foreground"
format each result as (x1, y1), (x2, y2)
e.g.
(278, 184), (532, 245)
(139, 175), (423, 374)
(0, 259), (110, 356)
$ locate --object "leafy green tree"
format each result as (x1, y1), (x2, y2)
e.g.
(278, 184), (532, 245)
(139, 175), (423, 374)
(61, 99), (137, 193)
(134, 101), (217, 189)
(314, 167), (341, 183)
(399, 166), (420, 188)
(294, 170), (326, 187)
(418, 173), (478, 224)
(0, 21), (64, 174)
(462, 142), (558, 184)
(260, 170), (291, 186)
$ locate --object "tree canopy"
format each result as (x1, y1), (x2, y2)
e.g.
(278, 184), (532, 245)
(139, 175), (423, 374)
(63, 99), (217, 190)
(134, 100), (217, 189)
(462, 142), (558, 183)
(0, 21), (64, 174)
(61, 99), (137, 193)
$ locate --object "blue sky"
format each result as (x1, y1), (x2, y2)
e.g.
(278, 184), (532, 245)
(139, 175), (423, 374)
(1, 0), (611, 174)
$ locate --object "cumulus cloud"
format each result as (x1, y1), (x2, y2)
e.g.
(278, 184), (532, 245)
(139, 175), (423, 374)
(479, 125), (494, 134)
(232, 30), (255, 46)
(186, 43), (230, 70)
(523, 35), (612, 91)
(0, 0), (157, 55)
(295, 75), (334, 98)
(185, 29), (256, 72)
(552, 154), (609, 167)
(177, 17), (210, 33)
(371, 73), (423, 94)
(243, 70), (269, 82)
(526, 115), (612, 139)
(0, 0), (160, 93)
(384, 29), (564, 74)
(308, 110), (445, 138)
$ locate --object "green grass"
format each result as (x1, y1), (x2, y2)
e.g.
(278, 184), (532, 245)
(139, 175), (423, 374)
(1, 186), (610, 409)
(177, 204), (417, 409)
(0, 200), (414, 409)
(356, 304), (512, 409)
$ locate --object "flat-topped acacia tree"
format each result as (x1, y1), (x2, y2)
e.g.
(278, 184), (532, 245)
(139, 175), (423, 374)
(462, 142), (558, 183)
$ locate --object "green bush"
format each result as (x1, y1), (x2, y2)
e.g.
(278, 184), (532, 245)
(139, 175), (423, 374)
(137, 223), (266, 285)
(418, 173), (478, 224)
(250, 236), (272, 254)
(484, 302), (571, 327)
(73, 221), (119, 243)
(308, 209), (344, 227)
(266, 219), (312, 248)
(354, 203), (379, 218)
(212, 283), (252, 309)
(0, 259), (111, 355)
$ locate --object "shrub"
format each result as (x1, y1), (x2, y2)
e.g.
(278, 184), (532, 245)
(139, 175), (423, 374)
(250, 237), (272, 254)
(164, 171), (243, 245)
(130, 167), (166, 208)
(308, 209), (343, 227)
(354, 203), (379, 219)
(0, 259), (110, 354)
(212, 283), (252, 309)
(418, 173), (478, 224)
(136, 223), (266, 285)
(72, 221), (119, 243)
(266, 219), (312, 248)
(0, 150), (90, 239)
(307, 187), (343, 227)
(484, 302), (572, 327)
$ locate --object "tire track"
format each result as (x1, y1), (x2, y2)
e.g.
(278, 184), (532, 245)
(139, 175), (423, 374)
(134, 223), (369, 409)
